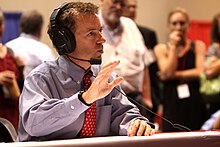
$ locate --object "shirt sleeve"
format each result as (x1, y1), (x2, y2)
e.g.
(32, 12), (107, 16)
(206, 45), (217, 58)
(144, 49), (156, 67)
(19, 71), (89, 136)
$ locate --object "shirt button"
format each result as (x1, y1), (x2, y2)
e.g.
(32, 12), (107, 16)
(71, 105), (75, 110)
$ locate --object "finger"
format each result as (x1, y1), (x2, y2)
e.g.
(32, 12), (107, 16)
(144, 124), (152, 136)
(128, 119), (140, 136)
(97, 64), (118, 81)
(92, 71), (110, 85)
(109, 77), (123, 88)
(93, 68), (114, 85)
(91, 73), (106, 86)
(4, 70), (15, 75)
(4, 71), (15, 79)
(150, 129), (155, 136)
(96, 61), (120, 82)
(2, 79), (13, 85)
(136, 121), (147, 136)
(101, 61), (119, 75)
(127, 125), (132, 136)
(93, 72), (122, 87)
(101, 60), (120, 70)
(101, 61), (114, 70)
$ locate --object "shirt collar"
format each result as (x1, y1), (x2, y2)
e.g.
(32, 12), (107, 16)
(57, 56), (101, 81)
(20, 33), (39, 41)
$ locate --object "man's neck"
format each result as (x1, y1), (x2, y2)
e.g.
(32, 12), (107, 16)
(102, 15), (120, 30)
(105, 20), (120, 30)
(64, 55), (91, 71)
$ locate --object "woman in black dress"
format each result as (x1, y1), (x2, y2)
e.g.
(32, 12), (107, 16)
(154, 7), (207, 132)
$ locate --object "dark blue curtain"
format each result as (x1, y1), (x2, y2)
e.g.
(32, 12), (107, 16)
(2, 11), (22, 44)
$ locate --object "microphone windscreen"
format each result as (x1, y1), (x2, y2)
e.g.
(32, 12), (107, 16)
(89, 58), (102, 65)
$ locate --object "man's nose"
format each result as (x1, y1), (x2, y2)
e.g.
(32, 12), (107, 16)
(98, 32), (106, 44)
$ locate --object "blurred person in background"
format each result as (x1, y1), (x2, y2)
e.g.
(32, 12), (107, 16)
(6, 10), (56, 78)
(122, 0), (157, 49)
(203, 12), (220, 116)
(122, 0), (161, 123)
(205, 13), (220, 79)
(99, 0), (154, 121)
(154, 7), (207, 132)
(0, 7), (24, 130)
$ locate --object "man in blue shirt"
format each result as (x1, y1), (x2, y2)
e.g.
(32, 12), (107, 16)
(17, 1), (154, 141)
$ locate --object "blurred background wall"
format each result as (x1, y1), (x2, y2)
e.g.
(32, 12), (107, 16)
(0, 0), (220, 51)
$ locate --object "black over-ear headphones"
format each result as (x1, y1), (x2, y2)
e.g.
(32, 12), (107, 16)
(49, 2), (76, 55)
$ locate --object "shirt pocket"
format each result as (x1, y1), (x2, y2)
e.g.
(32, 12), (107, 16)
(96, 104), (112, 136)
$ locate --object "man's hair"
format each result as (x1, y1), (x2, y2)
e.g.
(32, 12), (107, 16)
(20, 10), (43, 35)
(167, 7), (190, 23)
(47, 1), (99, 40)
(211, 13), (220, 43)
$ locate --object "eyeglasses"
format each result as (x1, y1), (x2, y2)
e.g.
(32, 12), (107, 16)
(124, 5), (137, 10)
(171, 21), (186, 26)
(111, 0), (126, 8)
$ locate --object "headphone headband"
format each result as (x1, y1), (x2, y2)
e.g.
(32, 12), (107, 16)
(49, 2), (76, 55)
(50, 2), (68, 29)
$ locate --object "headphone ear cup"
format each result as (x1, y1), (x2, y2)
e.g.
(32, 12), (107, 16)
(52, 26), (76, 55)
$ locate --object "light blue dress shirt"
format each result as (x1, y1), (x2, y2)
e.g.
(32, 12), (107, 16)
(17, 56), (149, 141)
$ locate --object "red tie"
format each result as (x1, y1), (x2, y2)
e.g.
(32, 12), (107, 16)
(80, 73), (96, 137)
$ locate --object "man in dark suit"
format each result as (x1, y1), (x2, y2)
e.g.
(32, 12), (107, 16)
(122, 0), (161, 123)
(137, 25), (157, 50)
(122, 0), (157, 49)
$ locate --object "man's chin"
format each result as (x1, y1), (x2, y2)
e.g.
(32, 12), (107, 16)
(108, 14), (120, 24)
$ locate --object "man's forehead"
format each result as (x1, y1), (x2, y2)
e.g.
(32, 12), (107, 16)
(75, 14), (101, 30)
(111, 0), (126, 4)
(126, 0), (136, 5)
(76, 14), (99, 23)
(112, 0), (126, 2)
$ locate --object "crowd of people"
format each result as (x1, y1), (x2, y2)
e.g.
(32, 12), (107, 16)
(0, 0), (220, 142)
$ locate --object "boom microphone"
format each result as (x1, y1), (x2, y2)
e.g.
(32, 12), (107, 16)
(112, 87), (192, 132)
(90, 73), (192, 132)
(66, 56), (191, 132)
(65, 54), (102, 65)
